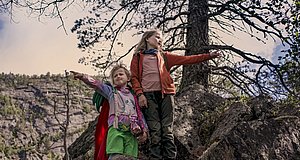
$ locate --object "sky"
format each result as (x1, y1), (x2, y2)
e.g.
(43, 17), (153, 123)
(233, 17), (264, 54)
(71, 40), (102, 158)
(0, 7), (100, 76)
(0, 6), (283, 76)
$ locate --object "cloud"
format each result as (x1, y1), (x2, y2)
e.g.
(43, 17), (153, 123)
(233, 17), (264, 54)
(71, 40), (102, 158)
(0, 10), (100, 75)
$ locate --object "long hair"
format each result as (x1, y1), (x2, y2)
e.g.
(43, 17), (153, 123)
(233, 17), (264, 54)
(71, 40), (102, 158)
(134, 29), (163, 55)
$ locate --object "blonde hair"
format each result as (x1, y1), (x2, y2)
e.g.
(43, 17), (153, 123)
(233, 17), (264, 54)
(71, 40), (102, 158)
(109, 63), (131, 84)
(134, 29), (163, 54)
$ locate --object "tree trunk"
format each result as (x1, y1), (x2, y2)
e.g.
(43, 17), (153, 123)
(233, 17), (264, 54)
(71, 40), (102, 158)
(180, 0), (209, 91)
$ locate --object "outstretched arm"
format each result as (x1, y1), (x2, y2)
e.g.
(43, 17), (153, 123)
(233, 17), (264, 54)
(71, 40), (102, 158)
(166, 50), (221, 67)
(70, 71), (101, 89)
(70, 71), (112, 99)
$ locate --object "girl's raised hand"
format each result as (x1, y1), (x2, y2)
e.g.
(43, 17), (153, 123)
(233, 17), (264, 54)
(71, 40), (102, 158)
(70, 71), (83, 80)
(209, 51), (221, 58)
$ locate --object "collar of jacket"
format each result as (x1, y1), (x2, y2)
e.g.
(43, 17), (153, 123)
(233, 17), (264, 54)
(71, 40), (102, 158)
(143, 49), (158, 55)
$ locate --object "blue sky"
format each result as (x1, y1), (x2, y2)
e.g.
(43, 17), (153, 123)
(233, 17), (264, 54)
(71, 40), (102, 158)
(272, 42), (291, 64)
(0, 19), (3, 32)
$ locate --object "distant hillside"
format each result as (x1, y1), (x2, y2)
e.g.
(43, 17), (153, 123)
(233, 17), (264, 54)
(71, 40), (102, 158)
(0, 72), (99, 159)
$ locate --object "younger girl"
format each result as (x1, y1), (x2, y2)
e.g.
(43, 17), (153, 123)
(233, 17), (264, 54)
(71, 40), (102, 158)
(130, 29), (220, 159)
(71, 63), (148, 160)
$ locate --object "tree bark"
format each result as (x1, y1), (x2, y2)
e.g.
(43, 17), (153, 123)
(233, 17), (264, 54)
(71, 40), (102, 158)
(180, 0), (209, 91)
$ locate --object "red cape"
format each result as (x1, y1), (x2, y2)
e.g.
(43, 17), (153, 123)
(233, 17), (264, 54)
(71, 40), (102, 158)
(94, 100), (109, 160)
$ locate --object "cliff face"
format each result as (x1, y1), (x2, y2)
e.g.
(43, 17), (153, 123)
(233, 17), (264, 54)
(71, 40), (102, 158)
(1, 73), (299, 160)
(0, 73), (99, 159)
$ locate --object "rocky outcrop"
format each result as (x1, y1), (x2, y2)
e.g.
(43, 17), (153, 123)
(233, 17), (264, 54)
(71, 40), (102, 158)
(68, 84), (300, 159)
(175, 85), (300, 159)
(198, 100), (300, 160)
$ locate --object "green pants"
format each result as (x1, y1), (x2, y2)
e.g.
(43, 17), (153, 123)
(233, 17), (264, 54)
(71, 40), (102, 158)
(143, 91), (176, 159)
(106, 127), (138, 158)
